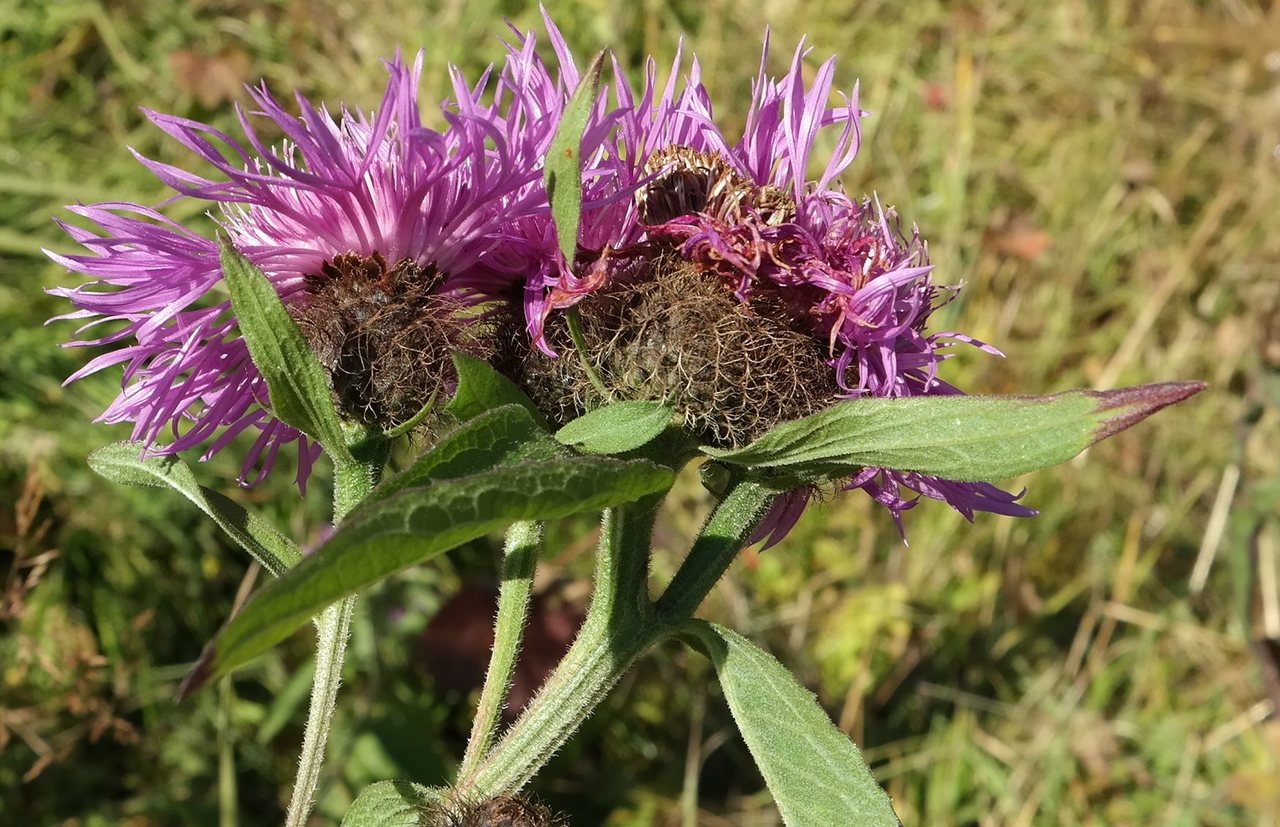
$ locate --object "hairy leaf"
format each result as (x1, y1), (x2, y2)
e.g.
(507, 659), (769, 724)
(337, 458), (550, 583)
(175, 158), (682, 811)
(445, 352), (543, 424)
(369, 405), (565, 504)
(704, 383), (1204, 482)
(544, 51), (605, 266)
(555, 401), (674, 455)
(88, 443), (300, 577)
(219, 238), (353, 465)
(181, 456), (674, 694)
(681, 621), (900, 826)
(341, 780), (443, 827)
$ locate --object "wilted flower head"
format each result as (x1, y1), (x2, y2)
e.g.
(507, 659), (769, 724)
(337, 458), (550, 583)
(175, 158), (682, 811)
(49, 54), (536, 487)
(492, 15), (1035, 541)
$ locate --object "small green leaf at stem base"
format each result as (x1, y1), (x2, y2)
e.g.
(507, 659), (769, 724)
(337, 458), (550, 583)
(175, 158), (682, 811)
(341, 780), (445, 827)
(679, 620), (901, 827)
(555, 400), (675, 455)
(704, 382), (1204, 483)
(218, 237), (353, 466)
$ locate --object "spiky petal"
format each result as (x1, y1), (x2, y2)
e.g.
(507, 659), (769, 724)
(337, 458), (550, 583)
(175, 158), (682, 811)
(49, 54), (536, 487)
(482, 15), (1034, 539)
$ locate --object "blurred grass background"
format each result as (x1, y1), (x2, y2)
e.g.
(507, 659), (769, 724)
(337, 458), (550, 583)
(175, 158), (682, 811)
(2, 0), (1278, 824)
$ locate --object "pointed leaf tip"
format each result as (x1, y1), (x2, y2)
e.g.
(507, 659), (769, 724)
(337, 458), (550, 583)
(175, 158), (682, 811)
(704, 383), (1206, 484)
(176, 648), (216, 701)
(1089, 381), (1205, 445)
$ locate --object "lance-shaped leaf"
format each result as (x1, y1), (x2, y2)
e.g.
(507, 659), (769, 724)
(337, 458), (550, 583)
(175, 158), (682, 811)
(369, 404), (565, 505)
(555, 400), (674, 455)
(219, 237), (353, 466)
(88, 443), (301, 577)
(180, 456), (675, 695)
(445, 352), (543, 424)
(680, 621), (900, 827)
(342, 781), (444, 827)
(704, 382), (1204, 483)
(544, 50), (605, 266)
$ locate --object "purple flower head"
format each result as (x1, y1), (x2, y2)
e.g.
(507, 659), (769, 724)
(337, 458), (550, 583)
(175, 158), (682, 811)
(491, 15), (1034, 542)
(49, 54), (536, 489)
(499, 20), (862, 347)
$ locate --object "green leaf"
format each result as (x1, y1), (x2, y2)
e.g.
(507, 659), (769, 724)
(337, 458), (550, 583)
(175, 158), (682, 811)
(87, 443), (301, 577)
(341, 780), (444, 827)
(219, 237), (353, 466)
(369, 405), (565, 504)
(681, 621), (900, 827)
(703, 383), (1205, 483)
(544, 51), (605, 266)
(445, 351), (543, 424)
(555, 401), (674, 455)
(180, 456), (675, 695)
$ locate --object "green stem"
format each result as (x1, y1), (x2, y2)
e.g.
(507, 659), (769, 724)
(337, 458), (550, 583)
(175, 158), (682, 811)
(565, 307), (611, 403)
(459, 521), (543, 777)
(284, 446), (383, 827)
(218, 676), (238, 827)
(284, 595), (355, 827)
(654, 480), (773, 621)
(592, 495), (659, 627)
(462, 483), (772, 796)
(460, 499), (659, 795)
(332, 440), (386, 519)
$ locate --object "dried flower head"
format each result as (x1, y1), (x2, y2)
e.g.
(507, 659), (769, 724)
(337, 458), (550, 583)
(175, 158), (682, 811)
(48, 55), (535, 487)
(523, 254), (838, 447)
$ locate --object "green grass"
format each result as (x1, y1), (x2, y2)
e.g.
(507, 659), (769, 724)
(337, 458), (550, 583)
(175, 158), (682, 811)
(2, 1), (1277, 824)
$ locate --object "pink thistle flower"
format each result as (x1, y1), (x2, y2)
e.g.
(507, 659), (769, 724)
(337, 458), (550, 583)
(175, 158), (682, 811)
(48, 54), (538, 489)
(489, 15), (1035, 542)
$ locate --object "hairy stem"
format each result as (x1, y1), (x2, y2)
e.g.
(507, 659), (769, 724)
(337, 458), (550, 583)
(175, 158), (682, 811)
(284, 595), (356, 827)
(460, 499), (659, 795)
(655, 480), (773, 621)
(462, 482), (771, 796)
(459, 521), (543, 777)
(284, 446), (382, 827)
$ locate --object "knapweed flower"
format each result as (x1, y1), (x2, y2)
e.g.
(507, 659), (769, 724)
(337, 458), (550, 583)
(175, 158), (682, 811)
(49, 55), (537, 488)
(486, 15), (1036, 541)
